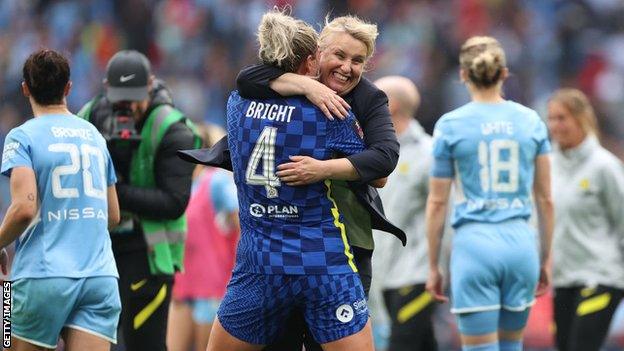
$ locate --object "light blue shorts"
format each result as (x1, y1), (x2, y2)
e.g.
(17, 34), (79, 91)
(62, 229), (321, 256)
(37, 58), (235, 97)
(185, 298), (221, 324)
(450, 219), (539, 314)
(11, 276), (121, 348)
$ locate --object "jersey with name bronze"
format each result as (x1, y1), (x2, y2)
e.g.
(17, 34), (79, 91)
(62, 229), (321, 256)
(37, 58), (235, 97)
(1, 114), (118, 280)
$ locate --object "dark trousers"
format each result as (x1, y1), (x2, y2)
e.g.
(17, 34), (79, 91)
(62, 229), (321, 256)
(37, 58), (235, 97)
(554, 285), (624, 351)
(382, 284), (437, 351)
(115, 248), (173, 351)
(263, 247), (373, 351)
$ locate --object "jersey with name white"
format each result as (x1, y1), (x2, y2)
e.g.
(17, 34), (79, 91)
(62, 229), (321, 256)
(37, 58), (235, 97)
(431, 101), (550, 227)
(1, 114), (118, 280)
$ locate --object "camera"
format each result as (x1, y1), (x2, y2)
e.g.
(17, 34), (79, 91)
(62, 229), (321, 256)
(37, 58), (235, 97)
(104, 104), (142, 142)
(103, 103), (142, 183)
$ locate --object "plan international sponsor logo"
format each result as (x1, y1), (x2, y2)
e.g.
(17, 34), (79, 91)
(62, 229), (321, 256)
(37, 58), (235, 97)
(249, 203), (299, 219)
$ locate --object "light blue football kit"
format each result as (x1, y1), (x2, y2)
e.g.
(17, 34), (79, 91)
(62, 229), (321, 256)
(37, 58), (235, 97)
(431, 101), (551, 336)
(1, 114), (120, 348)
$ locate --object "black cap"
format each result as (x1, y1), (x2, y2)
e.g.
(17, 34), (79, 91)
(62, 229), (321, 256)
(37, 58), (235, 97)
(105, 50), (151, 103)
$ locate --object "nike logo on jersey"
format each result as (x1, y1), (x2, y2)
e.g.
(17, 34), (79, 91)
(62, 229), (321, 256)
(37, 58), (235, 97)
(119, 74), (136, 83)
(130, 279), (148, 291)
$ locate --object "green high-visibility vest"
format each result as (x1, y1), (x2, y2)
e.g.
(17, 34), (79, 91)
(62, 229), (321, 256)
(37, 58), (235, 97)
(131, 104), (200, 275)
(78, 100), (200, 275)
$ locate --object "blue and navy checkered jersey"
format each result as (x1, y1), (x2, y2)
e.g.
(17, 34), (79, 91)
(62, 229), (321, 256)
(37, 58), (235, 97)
(227, 91), (365, 275)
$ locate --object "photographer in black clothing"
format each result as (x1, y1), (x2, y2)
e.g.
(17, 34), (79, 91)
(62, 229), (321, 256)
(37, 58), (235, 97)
(78, 50), (198, 351)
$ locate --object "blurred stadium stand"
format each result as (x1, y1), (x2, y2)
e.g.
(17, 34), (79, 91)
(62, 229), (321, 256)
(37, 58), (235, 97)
(1, 1), (624, 350)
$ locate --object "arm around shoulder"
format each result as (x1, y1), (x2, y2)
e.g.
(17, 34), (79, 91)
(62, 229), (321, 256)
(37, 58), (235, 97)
(236, 64), (285, 99)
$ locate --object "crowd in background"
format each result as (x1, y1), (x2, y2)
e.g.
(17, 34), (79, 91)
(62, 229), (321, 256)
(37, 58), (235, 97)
(2, 0), (624, 350)
(2, 1), (624, 143)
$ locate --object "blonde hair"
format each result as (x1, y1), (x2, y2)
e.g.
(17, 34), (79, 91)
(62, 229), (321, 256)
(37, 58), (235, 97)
(319, 15), (378, 60)
(459, 36), (507, 88)
(257, 9), (318, 73)
(549, 88), (599, 137)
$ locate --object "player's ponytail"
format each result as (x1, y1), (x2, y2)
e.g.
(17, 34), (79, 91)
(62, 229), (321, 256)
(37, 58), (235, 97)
(257, 8), (318, 73)
(460, 36), (506, 88)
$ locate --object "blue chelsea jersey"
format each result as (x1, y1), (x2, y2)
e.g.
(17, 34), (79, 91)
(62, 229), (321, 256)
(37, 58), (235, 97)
(431, 101), (551, 227)
(227, 91), (365, 275)
(1, 114), (118, 280)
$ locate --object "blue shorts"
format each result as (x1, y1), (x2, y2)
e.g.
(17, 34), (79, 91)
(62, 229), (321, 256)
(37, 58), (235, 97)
(450, 219), (539, 314)
(217, 271), (368, 345)
(12, 276), (121, 348)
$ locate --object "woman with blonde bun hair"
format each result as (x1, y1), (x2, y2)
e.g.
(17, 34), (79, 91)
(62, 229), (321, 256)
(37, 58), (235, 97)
(425, 36), (554, 351)
(256, 10), (319, 74)
(548, 88), (624, 351)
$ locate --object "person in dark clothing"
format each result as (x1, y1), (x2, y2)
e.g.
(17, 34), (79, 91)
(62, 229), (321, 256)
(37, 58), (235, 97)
(207, 14), (400, 351)
(77, 50), (198, 351)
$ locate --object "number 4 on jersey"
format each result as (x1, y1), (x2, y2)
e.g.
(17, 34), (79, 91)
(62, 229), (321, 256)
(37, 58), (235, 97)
(245, 126), (281, 198)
